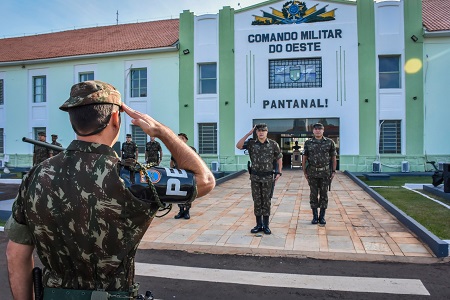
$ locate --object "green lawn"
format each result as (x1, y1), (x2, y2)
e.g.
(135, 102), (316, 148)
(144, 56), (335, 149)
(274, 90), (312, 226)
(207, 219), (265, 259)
(358, 176), (450, 240)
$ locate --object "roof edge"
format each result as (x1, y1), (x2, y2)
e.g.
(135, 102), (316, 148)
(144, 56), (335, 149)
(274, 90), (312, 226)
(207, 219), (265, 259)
(0, 45), (179, 67)
(424, 30), (450, 38)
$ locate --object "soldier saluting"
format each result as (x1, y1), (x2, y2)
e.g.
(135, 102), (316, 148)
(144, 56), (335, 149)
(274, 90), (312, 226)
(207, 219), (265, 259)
(236, 123), (282, 235)
(5, 80), (215, 299)
(302, 123), (337, 226)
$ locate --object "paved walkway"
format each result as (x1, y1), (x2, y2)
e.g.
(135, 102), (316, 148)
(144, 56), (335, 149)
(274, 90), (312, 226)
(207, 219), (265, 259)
(140, 170), (437, 263)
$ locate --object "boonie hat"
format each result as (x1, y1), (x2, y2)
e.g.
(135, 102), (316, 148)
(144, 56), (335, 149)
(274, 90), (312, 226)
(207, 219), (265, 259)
(313, 123), (324, 129)
(178, 133), (188, 140)
(59, 80), (121, 111)
(255, 123), (268, 131)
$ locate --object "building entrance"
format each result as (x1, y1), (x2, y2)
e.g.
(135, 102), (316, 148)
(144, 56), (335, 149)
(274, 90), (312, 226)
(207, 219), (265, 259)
(255, 118), (340, 170)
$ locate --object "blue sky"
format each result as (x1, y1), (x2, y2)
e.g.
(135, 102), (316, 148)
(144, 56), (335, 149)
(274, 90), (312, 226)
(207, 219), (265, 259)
(0, 0), (262, 38)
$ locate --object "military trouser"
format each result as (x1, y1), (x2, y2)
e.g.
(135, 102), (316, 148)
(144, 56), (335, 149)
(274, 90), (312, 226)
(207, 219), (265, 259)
(177, 202), (192, 210)
(308, 176), (330, 209)
(251, 180), (273, 216)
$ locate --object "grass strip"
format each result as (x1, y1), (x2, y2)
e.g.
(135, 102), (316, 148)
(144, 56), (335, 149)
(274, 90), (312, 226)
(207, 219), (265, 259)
(373, 187), (450, 240)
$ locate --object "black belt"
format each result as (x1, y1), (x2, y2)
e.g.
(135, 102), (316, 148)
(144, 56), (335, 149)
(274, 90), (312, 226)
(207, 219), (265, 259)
(252, 171), (273, 176)
(308, 165), (329, 171)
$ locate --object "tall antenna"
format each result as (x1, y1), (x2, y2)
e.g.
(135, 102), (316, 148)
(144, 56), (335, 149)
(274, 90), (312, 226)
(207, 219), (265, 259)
(116, 10), (119, 25)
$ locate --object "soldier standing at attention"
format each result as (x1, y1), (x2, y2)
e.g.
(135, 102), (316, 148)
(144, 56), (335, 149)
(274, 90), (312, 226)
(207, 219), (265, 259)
(51, 134), (63, 155)
(302, 123), (337, 226)
(236, 123), (282, 235)
(33, 132), (52, 166)
(5, 80), (215, 299)
(145, 136), (163, 165)
(121, 133), (138, 183)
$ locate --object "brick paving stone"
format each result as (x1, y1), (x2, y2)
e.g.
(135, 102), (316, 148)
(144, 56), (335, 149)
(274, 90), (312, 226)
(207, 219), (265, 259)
(140, 170), (435, 261)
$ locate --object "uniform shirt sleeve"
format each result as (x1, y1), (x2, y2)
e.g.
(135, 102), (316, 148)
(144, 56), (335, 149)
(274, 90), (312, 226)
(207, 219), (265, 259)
(273, 141), (283, 160)
(4, 215), (34, 245)
(329, 139), (337, 157)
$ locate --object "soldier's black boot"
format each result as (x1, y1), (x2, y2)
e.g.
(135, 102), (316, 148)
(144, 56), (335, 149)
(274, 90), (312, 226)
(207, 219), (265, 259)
(262, 216), (271, 235)
(311, 208), (319, 224)
(251, 216), (263, 233)
(174, 207), (184, 219)
(319, 208), (326, 226)
(183, 209), (190, 220)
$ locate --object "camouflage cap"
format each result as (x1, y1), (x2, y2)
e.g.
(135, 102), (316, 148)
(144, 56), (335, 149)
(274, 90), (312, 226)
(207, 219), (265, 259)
(59, 80), (121, 111)
(51, 134), (58, 138)
(255, 123), (268, 131)
(313, 123), (324, 129)
(38, 132), (46, 136)
(126, 134), (132, 138)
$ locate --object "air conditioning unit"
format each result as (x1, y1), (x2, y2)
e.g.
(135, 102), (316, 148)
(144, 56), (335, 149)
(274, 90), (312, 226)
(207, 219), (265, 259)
(401, 161), (410, 173)
(438, 162), (445, 171)
(211, 161), (220, 172)
(372, 161), (381, 173)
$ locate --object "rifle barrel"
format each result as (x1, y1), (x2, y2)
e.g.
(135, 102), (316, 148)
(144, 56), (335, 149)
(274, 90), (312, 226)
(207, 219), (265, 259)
(22, 137), (65, 152)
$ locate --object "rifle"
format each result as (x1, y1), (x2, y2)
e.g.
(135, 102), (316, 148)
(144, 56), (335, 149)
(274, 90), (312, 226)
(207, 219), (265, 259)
(329, 159), (333, 191)
(22, 137), (65, 152)
(269, 160), (278, 198)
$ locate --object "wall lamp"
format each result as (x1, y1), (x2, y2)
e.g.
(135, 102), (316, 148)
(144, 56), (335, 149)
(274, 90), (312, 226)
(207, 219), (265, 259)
(411, 35), (418, 42)
(182, 49), (190, 55)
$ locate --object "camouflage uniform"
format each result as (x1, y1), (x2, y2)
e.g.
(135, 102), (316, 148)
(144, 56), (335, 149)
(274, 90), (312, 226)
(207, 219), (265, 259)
(247, 139), (282, 216)
(7, 140), (159, 291)
(6, 81), (159, 297)
(33, 143), (53, 166)
(145, 140), (162, 165)
(303, 137), (336, 209)
(121, 141), (137, 159)
(122, 140), (138, 184)
(51, 141), (63, 155)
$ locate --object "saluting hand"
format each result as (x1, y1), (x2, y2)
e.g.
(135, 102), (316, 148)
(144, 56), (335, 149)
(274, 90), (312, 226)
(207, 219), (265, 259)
(122, 104), (162, 138)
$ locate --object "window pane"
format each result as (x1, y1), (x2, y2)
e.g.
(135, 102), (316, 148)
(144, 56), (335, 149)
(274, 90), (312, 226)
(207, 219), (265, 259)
(379, 120), (401, 154)
(199, 123), (217, 154)
(199, 64), (217, 94)
(130, 68), (147, 98)
(0, 128), (4, 153)
(269, 58), (322, 89)
(379, 73), (400, 89)
(379, 57), (399, 72)
(33, 76), (46, 103)
(0, 79), (4, 105)
(131, 125), (146, 154)
(200, 80), (216, 94)
(33, 127), (46, 140)
(379, 56), (400, 89)
(200, 64), (216, 79)
(79, 72), (94, 82)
